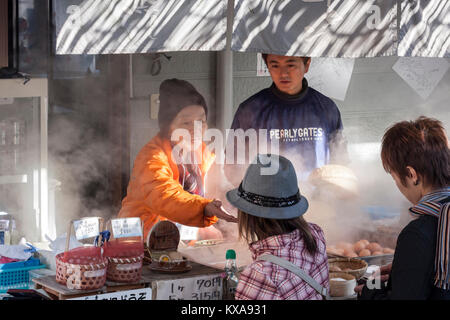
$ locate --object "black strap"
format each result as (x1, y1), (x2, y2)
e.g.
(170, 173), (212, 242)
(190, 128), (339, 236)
(237, 183), (301, 208)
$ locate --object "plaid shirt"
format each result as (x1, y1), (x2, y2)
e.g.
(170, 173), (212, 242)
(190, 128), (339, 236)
(235, 223), (329, 300)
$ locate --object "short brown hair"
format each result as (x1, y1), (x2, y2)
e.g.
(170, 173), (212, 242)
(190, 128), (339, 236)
(238, 210), (318, 255)
(261, 53), (310, 66)
(381, 116), (450, 188)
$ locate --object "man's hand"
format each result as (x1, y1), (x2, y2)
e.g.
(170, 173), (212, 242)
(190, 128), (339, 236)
(354, 263), (392, 295)
(205, 199), (238, 223)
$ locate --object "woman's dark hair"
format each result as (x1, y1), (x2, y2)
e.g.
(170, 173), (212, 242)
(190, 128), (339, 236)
(381, 116), (450, 188)
(158, 79), (208, 138)
(238, 210), (318, 255)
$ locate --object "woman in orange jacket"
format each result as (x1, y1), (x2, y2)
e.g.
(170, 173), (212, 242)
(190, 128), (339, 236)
(118, 79), (237, 241)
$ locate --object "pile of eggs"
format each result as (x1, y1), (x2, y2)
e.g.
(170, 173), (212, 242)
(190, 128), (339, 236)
(327, 240), (395, 258)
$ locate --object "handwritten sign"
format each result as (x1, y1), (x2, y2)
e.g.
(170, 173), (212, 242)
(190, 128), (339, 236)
(178, 225), (199, 241)
(69, 288), (152, 300)
(0, 98), (14, 105)
(0, 220), (9, 231)
(307, 58), (355, 101)
(73, 218), (99, 240)
(155, 274), (223, 300)
(392, 57), (450, 100)
(257, 53), (270, 77)
(111, 218), (142, 238)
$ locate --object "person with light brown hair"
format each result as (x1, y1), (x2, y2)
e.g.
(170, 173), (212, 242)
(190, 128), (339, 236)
(356, 116), (450, 300)
(226, 154), (329, 300)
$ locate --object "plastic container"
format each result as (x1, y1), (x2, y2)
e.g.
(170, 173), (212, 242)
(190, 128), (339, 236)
(0, 212), (12, 245)
(0, 257), (41, 270)
(223, 249), (238, 300)
(0, 258), (45, 292)
(329, 272), (357, 297)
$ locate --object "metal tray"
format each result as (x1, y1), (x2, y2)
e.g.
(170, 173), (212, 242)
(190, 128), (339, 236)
(327, 253), (394, 267)
(359, 254), (394, 267)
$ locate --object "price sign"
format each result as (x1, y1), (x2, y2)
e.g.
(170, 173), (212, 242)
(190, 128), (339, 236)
(179, 225), (199, 241)
(73, 218), (100, 240)
(155, 274), (223, 300)
(0, 220), (9, 231)
(111, 218), (142, 238)
(69, 288), (152, 300)
(256, 53), (270, 77)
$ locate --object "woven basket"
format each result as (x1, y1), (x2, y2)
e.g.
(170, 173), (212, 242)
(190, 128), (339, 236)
(55, 252), (107, 290)
(328, 257), (368, 280)
(55, 217), (107, 290)
(104, 218), (145, 283)
(106, 254), (144, 283)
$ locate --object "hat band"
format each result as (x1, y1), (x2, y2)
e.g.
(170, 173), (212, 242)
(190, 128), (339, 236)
(237, 183), (301, 208)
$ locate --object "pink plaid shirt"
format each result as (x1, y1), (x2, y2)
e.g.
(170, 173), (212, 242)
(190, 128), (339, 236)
(235, 223), (329, 300)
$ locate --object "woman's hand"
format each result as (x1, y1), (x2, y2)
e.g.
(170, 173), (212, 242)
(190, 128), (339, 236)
(205, 199), (238, 223)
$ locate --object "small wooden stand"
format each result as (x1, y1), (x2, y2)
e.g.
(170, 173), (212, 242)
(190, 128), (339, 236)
(32, 261), (222, 300)
(33, 276), (145, 300)
(33, 276), (105, 300)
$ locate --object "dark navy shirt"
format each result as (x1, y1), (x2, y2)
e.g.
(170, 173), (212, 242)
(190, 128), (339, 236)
(227, 79), (344, 180)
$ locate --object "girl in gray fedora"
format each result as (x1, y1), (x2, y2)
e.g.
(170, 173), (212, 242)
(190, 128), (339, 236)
(227, 154), (329, 300)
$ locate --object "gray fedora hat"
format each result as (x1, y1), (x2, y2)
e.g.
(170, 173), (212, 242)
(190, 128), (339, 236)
(226, 154), (309, 219)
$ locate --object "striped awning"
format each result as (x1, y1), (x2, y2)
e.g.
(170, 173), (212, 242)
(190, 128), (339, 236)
(54, 0), (227, 54)
(233, 0), (449, 58)
(54, 0), (450, 57)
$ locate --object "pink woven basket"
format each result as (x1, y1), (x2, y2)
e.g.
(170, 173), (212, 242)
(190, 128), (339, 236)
(55, 217), (108, 290)
(105, 254), (144, 283)
(103, 218), (145, 283)
(55, 249), (108, 290)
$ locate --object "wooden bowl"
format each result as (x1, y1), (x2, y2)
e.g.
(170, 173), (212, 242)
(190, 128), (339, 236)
(329, 272), (357, 297)
(328, 257), (368, 280)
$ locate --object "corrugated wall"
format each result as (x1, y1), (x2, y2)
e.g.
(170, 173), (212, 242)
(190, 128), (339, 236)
(0, 0), (8, 68)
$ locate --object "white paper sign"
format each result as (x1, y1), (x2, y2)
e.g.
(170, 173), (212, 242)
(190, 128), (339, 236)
(0, 98), (14, 105)
(178, 225), (199, 241)
(392, 57), (450, 100)
(307, 58), (355, 101)
(257, 53), (270, 77)
(69, 288), (152, 300)
(111, 218), (142, 238)
(0, 220), (9, 231)
(156, 274), (223, 300)
(73, 218), (99, 240)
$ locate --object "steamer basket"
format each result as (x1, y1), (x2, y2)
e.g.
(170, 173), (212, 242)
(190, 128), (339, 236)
(55, 217), (107, 290)
(106, 254), (144, 283)
(55, 251), (107, 290)
(104, 218), (145, 283)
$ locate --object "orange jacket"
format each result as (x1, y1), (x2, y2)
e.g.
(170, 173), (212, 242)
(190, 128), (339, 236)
(118, 134), (218, 240)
